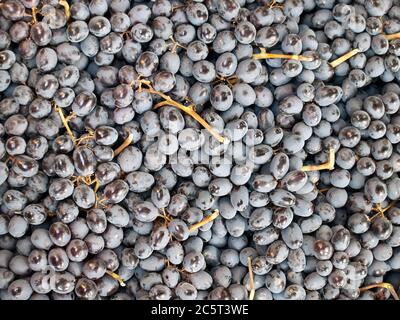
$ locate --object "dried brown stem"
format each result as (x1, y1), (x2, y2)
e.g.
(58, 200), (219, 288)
(266, 0), (284, 9)
(247, 256), (255, 300)
(106, 270), (126, 287)
(59, 0), (70, 20)
(139, 80), (226, 143)
(75, 128), (95, 146)
(329, 49), (360, 68)
(53, 102), (76, 144)
(368, 201), (397, 222)
(169, 36), (186, 53)
(31, 6), (38, 24)
(253, 47), (314, 62)
(213, 74), (238, 87)
(188, 210), (220, 232)
(93, 179), (101, 193)
(359, 283), (399, 300)
(158, 208), (172, 225)
(114, 133), (134, 156)
(302, 148), (335, 172)
(384, 32), (400, 41)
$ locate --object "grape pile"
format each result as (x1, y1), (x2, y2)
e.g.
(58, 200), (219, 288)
(0, 0), (399, 301)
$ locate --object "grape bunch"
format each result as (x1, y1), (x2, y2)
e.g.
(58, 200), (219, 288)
(0, 0), (399, 301)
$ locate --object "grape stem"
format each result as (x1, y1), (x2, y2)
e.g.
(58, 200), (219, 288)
(31, 6), (38, 24)
(53, 102), (77, 144)
(329, 49), (360, 68)
(368, 201), (397, 222)
(247, 256), (255, 300)
(253, 47), (314, 62)
(171, 4), (185, 12)
(158, 208), (172, 226)
(301, 148), (335, 172)
(266, 0), (284, 9)
(95, 192), (109, 209)
(213, 74), (238, 87)
(119, 30), (131, 41)
(95, 198), (108, 209)
(138, 80), (226, 143)
(106, 270), (126, 287)
(169, 36), (186, 53)
(164, 260), (186, 273)
(58, 0), (70, 20)
(74, 127), (95, 146)
(46, 210), (56, 217)
(188, 210), (220, 232)
(71, 174), (101, 194)
(114, 133), (134, 156)
(93, 179), (101, 193)
(359, 282), (399, 300)
(384, 32), (400, 40)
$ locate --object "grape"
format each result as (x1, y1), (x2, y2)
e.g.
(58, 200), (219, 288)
(8, 215), (28, 238)
(8, 279), (33, 300)
(30, 22), (52, 47)
(0, 0), (399, 301)
(75, 278), (98, 300)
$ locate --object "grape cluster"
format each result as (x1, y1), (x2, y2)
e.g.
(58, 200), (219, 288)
(0, 0), (399, 301)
